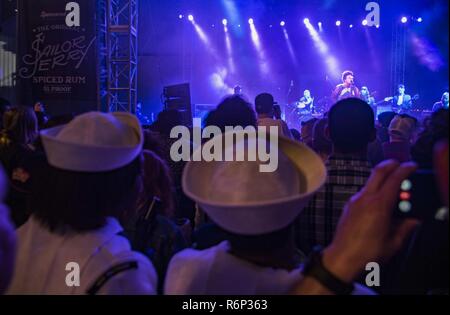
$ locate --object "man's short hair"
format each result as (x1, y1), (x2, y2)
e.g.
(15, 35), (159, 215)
(328, 98), (375, 153)
(398, 84), (405, 89)
(341, 70), (354, 82)
(255, 93), (275, 115)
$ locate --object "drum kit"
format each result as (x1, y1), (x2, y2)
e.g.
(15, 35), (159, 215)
(285, 96), (329, 129)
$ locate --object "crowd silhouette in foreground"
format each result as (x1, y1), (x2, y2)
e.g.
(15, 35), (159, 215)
(0, 93), (448, 295)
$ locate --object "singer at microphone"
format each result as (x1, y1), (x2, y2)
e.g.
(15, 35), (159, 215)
(331, 70), (360, 104)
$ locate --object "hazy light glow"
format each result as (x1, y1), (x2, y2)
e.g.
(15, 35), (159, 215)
(188, 14), (194, 22)
(401, 16), (408, 23)
(248, 18), (254, 25)
(283, 28), (298, 67)
(349, 24), (353, 28)
(249, 22), (269, 75)
(417, 17), (423, 22)
(224, 24), (235, 73)
(336, 20), (341, 26)
(303, 18), (310, 24)
(280, 21), (286, 27)
(304, 19), (340, 78)
(178, 14), (183, 19)
(222, 19), (228, 26)
(362, 19), (368, 26)
(191, 21), (220, 60)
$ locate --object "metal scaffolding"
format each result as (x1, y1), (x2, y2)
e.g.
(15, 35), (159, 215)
(105, 0), (138, 113)
(390, 21), (408, 97)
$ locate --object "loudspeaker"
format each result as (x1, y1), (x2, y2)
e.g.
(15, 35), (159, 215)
(163, 83), (192, 127)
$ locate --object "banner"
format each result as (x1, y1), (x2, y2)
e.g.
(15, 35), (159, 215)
(16, 0), (99, 115)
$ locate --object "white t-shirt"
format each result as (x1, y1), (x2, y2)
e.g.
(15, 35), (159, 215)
(7, 216), (157, 295)
(165, 241), (375, 295)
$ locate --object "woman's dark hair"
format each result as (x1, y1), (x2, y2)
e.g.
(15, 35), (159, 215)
(135, 150), (175, 219)
(31, 157), (141, 232)
(0, 106), (38, 146)
(150, 109), (183, 136)
(204, 95), (257, 132)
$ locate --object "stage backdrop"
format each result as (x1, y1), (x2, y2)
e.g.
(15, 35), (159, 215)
(16, 0), (99, 116)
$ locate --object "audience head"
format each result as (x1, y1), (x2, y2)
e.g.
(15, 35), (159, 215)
(137, 150), (175, 219)
(205, 95), (257, 132)
(0, 98), (11, 128)
(33, 112), (143, 232)
(183, 131), (326, 253)
(388, 114), (418, 143)
(378, 111), (397, 129)
(1, 106), (38, 147)
(255, 93), (275, 116)
(300, 118), (318, 147)
(151, 109), (183, 136)
(327, 98), (376, 154)
(43, 114), (75, 130)
(312, 118), (332, 159)
(0, 165), (16, 294)
(412, 109), (449, 169)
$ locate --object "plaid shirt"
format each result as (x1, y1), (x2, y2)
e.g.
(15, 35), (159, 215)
(295, 155), (372, 254)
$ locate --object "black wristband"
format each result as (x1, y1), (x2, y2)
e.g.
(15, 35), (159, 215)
(302, 246), (355, 295)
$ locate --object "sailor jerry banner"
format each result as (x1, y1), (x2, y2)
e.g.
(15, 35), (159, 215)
(17, 0), (98, 115)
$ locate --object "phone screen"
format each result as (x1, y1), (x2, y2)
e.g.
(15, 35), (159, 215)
(394, 170), (448, 222)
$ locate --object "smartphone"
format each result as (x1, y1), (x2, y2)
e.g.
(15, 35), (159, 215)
(394, 170), (448, 222)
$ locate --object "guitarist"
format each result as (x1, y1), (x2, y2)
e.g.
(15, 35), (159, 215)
(386, 84), (413, 113)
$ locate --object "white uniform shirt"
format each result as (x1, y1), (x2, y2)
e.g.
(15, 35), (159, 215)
(165, 241), (375, 295)
(7, 216), (157, 295)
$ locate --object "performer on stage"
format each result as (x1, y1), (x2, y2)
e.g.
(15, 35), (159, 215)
(298, 90), (314, 111)
(432, 92), (449, 111)
(331, 70), (360, 103)
(360, 86), (375, 107)
(387, 84), (413, 113)
(233, 85), (243, 96)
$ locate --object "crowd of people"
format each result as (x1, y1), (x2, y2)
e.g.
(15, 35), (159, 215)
(0, 91), (448, 295)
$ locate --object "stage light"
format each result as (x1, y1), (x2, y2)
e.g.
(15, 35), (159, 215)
(222, 19), (228, 26)
(248, 18), (254, 25)
(401, 17), (408, 23)
(335, 20), (341, 26)
(178, 14), (183, 19)
(318, 22), (322, 27)
(280, 21), (286, 27)
(188, 15), (194, 22)
(349, 24), (353, 28)
(417, 17), (423, 22)
(376, 24), (380, 28)
(303, 18), (310, 24)
(362, 19), (368, 26)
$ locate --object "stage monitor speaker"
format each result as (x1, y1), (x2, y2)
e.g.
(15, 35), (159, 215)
(163, 83), (192, 127)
